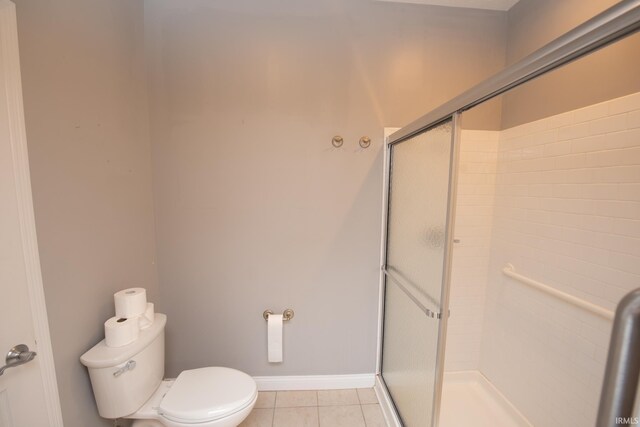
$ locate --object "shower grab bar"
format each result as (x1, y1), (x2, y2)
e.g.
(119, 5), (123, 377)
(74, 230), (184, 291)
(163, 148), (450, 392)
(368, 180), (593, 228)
(381, 265), (442, 319)
(502, 264), (614, 320)
(597, 288), (640, 427)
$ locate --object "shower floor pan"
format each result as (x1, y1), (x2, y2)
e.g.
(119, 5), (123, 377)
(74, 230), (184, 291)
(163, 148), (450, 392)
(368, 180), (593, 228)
(439, 371), (533, 427)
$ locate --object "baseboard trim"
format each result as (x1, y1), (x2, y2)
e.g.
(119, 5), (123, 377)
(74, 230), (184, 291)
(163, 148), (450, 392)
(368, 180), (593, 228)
(253, 373), (376, 391)
(374, 375), (402, 427)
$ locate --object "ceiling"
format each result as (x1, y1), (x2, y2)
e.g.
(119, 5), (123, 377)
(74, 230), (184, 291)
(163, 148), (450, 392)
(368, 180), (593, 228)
(375, 0), (521, 11)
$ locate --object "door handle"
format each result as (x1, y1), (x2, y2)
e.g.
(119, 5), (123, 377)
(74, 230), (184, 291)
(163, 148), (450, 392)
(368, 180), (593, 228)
(0, 344), (37, 376)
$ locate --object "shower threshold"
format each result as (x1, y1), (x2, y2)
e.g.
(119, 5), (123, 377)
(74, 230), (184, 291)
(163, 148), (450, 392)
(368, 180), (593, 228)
(440, 371), (532, 427)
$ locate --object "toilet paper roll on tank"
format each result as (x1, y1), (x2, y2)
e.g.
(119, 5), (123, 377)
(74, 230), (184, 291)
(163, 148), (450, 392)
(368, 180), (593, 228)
(104, 316), (139, 347)
(104, 287), (156, 348)
(115, 287), (147, 317)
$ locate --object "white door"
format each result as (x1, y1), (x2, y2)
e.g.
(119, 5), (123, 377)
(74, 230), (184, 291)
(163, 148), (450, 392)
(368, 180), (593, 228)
(0, 1), (63, 425)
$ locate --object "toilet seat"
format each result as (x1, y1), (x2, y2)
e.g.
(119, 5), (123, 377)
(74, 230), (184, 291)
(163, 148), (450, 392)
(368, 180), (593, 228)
(158, 367), (257, 424)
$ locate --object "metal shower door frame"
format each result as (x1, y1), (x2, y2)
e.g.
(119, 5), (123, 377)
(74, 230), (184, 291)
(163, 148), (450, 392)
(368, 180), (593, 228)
(376, 114), (461, 427)
(387, 0), (640, 146)
(375, 1), (640, 425)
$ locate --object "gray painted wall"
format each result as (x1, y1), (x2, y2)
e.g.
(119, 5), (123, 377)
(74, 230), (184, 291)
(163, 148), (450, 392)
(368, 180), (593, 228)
(501, 0), (640, 128)
(14, 0), (509, 423)
(15, 0), (158, 426)
(144, 0), (507, 377)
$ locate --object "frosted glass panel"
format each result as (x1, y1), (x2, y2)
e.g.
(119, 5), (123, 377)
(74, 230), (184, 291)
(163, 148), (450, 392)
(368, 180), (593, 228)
(383, 281), (439, 426)
(382, 121), (453, 427)
(386, 121), (452, 308)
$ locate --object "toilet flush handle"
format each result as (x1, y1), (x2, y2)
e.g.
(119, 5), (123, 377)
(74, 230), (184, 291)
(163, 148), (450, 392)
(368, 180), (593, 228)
(113, 360), (136, 377)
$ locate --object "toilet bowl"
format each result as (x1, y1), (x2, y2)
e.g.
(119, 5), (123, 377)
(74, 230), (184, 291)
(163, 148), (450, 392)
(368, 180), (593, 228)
(80, 313), (257, 427)
(130, 367), (258, 427)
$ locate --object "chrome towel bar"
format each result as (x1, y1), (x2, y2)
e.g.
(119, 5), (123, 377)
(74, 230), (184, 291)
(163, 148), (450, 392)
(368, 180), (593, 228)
(381, 265), (442, 319)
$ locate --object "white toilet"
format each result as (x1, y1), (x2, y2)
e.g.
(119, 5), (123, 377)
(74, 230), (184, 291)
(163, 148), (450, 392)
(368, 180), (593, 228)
(80, 313), (257, 427)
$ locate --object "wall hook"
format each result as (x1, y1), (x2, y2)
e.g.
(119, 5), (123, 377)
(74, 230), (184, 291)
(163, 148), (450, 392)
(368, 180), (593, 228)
(359, 136), (371, 148)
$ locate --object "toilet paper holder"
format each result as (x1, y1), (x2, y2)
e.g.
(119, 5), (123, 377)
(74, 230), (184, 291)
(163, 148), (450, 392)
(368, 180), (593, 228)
(263, 309), (294, 321)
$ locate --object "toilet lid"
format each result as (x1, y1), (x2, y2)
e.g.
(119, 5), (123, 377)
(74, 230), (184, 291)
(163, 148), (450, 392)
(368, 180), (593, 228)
(159, 367), (257, 423)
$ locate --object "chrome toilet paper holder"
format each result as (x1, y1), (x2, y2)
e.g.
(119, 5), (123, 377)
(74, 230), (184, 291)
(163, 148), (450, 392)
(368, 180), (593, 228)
(263, 309), (294, 321)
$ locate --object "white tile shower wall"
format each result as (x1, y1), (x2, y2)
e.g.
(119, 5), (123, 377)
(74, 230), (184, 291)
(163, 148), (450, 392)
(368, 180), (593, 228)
(445, 130), (500, 372)
(479, 92), (640, 427)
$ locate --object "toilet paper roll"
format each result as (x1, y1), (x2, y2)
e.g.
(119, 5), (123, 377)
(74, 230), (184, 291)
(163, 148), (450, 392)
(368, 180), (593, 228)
(138, 303), (155, 330)
(114, 288), (147, 319)
(267, 314), (283, 363)
(104, 316), (140, 347)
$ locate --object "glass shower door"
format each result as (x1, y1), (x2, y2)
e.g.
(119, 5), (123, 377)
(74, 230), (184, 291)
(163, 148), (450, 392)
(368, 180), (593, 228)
(381, 119), (457, 427)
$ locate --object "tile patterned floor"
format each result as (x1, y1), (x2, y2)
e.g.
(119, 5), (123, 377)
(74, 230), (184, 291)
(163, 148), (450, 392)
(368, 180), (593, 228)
(240, 388), (387, 427)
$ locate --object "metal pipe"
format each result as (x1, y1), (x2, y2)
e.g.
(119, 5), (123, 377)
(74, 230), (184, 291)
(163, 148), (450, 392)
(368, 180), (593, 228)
(597, 288), (640, 427)
(388, 0), (640, 145)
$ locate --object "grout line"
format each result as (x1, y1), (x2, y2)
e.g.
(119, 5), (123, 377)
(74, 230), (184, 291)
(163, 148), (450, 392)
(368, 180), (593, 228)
(275, 405), (320, 408)
(317, 404), (366, 408)
(360, 403), (368, 426)
(265, 390), (384, 426)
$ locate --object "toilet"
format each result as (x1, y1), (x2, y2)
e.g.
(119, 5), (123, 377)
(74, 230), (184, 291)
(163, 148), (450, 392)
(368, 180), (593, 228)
(80, 313), (257, 427)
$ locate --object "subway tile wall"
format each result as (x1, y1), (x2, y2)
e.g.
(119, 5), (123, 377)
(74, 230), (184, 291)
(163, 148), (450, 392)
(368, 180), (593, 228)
(477, 92), (640, 427)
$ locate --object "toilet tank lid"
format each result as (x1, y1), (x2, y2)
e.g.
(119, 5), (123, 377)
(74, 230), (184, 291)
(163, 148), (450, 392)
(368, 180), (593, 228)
(80, 313), (167, 369)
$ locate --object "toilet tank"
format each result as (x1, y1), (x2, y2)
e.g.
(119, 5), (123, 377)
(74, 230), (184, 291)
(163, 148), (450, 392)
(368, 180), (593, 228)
(80, 313), (167, 419)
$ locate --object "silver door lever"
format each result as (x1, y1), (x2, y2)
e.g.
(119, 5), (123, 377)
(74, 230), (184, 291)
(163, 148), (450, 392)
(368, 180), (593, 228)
(0, 344), (37, 376)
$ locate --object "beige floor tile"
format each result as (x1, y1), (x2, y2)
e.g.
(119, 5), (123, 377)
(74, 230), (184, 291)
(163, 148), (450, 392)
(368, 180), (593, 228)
(240, 408), (273, 427)
(273, 407), (319, 427)
(361, 404), (386, 427)
(275, 390), (318, 407)
(357, 388), (378, 404)
(255, 391), (277, 408)
(317, 389), (360, 406)
(318, 405), (365, 427)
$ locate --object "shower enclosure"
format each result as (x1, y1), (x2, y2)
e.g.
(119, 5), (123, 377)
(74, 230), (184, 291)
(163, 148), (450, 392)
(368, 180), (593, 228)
(376, 1), (640, 426)
(381, 119), (458, 427)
